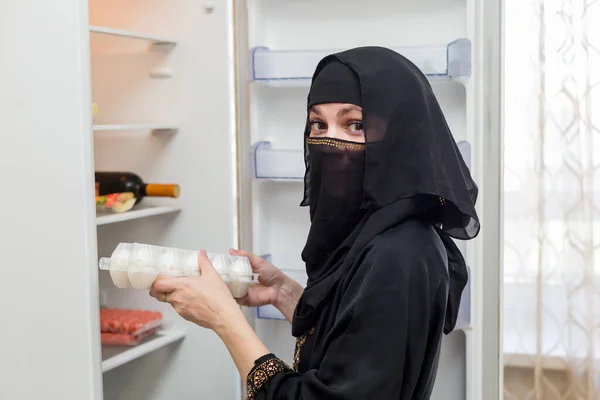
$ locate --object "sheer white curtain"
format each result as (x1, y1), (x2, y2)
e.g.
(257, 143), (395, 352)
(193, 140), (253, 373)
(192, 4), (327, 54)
(503, 0), (600, 398)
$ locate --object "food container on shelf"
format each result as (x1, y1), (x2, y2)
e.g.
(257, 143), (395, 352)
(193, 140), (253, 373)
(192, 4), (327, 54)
(101, 328), (160, 346)
(99, 308), (163, 346)
(98, 242), (258, 298)
(99, 308), (163, 335)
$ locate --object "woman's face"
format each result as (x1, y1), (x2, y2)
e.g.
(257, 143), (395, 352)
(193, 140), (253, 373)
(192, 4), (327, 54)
(308, 103), (365, 143)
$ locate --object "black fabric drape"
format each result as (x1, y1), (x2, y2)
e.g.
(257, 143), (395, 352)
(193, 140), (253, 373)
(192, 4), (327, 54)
(294, 47), (479, 338)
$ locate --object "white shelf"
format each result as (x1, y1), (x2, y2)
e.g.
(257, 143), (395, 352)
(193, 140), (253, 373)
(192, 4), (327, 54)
(251, 141), (305, 180)
(101, 328), (186, 373)
(250, 39), (471, 84)
(93, 124), (178, 134)
(89, 26), (177, 50)
(96, 205), (181, 226)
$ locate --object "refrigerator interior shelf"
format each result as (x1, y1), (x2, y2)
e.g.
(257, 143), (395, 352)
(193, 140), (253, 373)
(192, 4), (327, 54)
(96, 205), (181, 226)
(250, 39), (471, 83)
(93, 124), (178, 134)
(90, 26), (177, 51)
(101, 328), (186, 372)
(251, 141), (305, 180)
(252, 140), (471, 181)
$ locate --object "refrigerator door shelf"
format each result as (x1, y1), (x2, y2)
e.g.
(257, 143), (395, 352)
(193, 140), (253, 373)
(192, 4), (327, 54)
(251, 141), (305, 180)
(256, 304), (287, 320)
(251, 140), (471, 181)
(255, 255), (308, 320)
(250, 39), (471, 83)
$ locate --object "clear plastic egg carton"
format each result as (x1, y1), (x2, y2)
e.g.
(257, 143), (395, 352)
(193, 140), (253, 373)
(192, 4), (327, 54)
(98, 242), (258, 298)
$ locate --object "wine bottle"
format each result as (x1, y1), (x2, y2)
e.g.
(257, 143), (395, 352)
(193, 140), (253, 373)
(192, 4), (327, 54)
(95, 172), (180, 204)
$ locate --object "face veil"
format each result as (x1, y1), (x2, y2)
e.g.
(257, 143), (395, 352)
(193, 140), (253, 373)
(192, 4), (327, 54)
(300, 61), (368, 283)
(293, 49), (480, 337)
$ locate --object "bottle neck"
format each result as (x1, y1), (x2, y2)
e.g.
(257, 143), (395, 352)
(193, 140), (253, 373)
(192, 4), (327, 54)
(143, 184), (180, 198)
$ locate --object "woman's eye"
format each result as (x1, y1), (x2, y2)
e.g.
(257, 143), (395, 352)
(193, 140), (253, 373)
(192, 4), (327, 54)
(310, 121), (327, 132)
(348, 122), (364, 133)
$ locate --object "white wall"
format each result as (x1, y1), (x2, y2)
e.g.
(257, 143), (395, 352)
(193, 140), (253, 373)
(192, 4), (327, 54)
(0, 1), (102, 399)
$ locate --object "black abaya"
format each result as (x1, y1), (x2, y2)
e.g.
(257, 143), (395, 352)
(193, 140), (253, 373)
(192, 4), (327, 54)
(247, 221), (450, 399)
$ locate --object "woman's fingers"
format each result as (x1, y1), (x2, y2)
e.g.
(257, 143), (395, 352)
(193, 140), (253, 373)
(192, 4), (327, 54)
(151, 277), (180, 293)
(149, 285), (174, 303)
(198, 250), (218, 276)
(149, 286), (161, 300)
(236, 295), (250, 306)
(230, 248), (267, 270)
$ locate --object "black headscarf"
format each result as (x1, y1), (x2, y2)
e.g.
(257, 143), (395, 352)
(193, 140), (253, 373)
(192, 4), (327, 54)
(293, 47), (479, 337)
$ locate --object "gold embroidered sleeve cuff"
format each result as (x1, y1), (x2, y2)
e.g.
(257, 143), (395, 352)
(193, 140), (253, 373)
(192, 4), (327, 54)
(246, 353), (292, 400)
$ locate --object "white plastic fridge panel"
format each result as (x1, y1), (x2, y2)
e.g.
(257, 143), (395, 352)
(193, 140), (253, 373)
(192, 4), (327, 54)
(255, 183), (311, 268)
(249, 0), (466, 49)
(431, 331), (467, 400)
(91, 54), (177, 126)
(250, 84), (309, 146)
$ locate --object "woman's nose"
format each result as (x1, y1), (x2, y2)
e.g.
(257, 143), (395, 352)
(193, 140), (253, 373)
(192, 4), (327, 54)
(326, 126), (345, 140)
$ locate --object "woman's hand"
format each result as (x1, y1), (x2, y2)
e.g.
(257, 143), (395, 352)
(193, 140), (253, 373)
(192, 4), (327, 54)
(150, 250), (271, 380)
(230, 249), (304, 323)
(149, 250), (240, 332)
(229, 249), (285, 308)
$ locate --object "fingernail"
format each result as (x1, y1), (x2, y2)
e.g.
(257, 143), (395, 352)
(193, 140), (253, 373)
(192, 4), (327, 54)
(200, 250), (207, 257)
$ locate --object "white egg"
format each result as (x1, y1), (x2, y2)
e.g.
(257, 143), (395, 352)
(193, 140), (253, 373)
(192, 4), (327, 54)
(128, 244), (158, 288)
(109, 243), (133, 288)
(128, 271), (158, 290)
(110, 270), (131, 289)
(179, 250), (200, 276)
(226, 279), (251, 298)
(158, 248), (178, 276)
(227, 256), (252, 277)
(209, 254), (226, 274)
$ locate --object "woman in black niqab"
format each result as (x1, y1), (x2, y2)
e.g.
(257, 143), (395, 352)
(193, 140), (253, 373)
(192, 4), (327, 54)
(245, 46), (479, 400)
(151, 45), (479, 400)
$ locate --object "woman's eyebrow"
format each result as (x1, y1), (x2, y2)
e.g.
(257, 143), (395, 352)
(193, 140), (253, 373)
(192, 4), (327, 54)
(308, 106), (323, 116)
(337, 105), (362, 117)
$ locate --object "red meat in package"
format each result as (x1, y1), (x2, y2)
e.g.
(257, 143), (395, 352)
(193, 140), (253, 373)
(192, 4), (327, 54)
(100, 308), (163, 344)
(101, 328), (160, 346)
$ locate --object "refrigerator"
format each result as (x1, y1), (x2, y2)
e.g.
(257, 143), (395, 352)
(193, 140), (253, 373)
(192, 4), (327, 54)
(0, 0), (502, 399)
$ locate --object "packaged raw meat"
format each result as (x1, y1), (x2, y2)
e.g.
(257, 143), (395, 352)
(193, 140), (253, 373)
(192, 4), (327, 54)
(98, 242), (258, 297)
(100, 308), (163, 336)
(101, 328), (159, 346)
